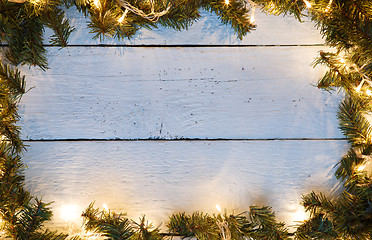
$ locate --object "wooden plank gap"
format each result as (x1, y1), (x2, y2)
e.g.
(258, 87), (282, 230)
(23, 137), (348, 142)
(0, 44), (326, 48)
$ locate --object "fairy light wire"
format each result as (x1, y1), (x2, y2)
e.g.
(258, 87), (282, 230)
(115, 0), (171, 22)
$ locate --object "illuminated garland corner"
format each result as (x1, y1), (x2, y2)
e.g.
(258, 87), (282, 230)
(0, 0), (371, 239)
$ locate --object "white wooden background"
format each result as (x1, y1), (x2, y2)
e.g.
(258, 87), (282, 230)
(18, 8), (348, 234)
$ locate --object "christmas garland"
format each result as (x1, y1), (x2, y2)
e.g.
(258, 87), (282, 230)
(0, 0), (371, 239)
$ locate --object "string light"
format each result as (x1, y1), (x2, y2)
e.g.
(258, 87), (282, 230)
(118, 9), (128, 23)
(93, 0), (100, 9)
(292, 209), (308, 222)
(225, 0), (229, 5)
(216, 204), (222, 212)
(355, 79), (372, 96)
(116, 0), (171, 22)
(357, 164), (366, 172)
(215, 205), (231, 240)
(60, 205), (80, 222)
(102, 203), (109, 212)
(325, 0), (333, 12)
(303, 0), (312, 8)
(250, 6), (256, 23)
(28, 0), (42, 5)
(247, 0), (257, 24)
(355, 79), (365, 92)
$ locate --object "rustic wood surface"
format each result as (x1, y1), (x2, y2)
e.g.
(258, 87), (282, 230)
(25, 140), (347, 230)
(18, 7), (347, 233)
(19, 46), (342, 140)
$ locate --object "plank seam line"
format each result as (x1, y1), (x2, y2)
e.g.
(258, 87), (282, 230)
(23, 138), (347, 142)
(0, 44), (326, 48)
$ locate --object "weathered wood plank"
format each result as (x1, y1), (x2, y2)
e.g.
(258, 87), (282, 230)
(45, 8), (324, 45)
(19, 46), (343, 140)
(24, 140), (348, 232)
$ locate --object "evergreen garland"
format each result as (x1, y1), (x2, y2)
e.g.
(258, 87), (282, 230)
(0, 0), (371, 239)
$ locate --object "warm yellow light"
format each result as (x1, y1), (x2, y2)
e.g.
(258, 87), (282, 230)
(216, 204), (222, 212)
(102, 203), (109, 212)
(60, 205), (80, 222)
(325, 0), (333, 12)
(250, 7), (256, 24)
(118, 14), (125, 23)
(366, 90), (372, 96)
(250, 15), (255, 23)
(224, 0), (229, 5)
(303, 0), (311, 8)
(357, 164), (366, 171)
(29, 0), (41, 5)
(93, 0), (100, 9)
(340, 57), (346, 64)
(356, 79), (365, 93)
(292, 209), (308, 222)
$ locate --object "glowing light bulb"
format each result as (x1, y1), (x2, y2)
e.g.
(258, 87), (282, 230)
(118, 14), (125, 23)
(325, 0), (333, 12)
(356, 80), (365, 93)
(29, 0), (41, 5)
(357, 164), (366, 171)
(340, 57), (346, 64)
(303, 0), (311, 8)
(103, 203), (109, 212)
(93, 0), (100, 9)
(250, 7), (256, 24)
(292, 209), (308, 222)
(118, 9), (128, 23)
(60, 205), (80, 222)
(366, 90), (372, 96)
(224, 0), (229, 5)
(216, 204), (222, 212)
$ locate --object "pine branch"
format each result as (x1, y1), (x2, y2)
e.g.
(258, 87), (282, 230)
(14, 198), (53, 239)
(0, 142), (32, 239)
(251, 0), (307, 22)
(0, 63), (25, 154)
(30, 229), (75, 240)
(84, 0), (253, 41)
(202, 0), (255, 40)
(42, 7), (75, 47)
(334, 148), (365, 180)
(157, 0), (202, 31)
(333, 191), (371, 239)
(311, 1), (372, 55)
(313, 51), (358, 93)
(82, 202), (135, 239)
(131, 216), (163, 240)
(338, 96), (372, 146)
(301, 192), (335, 217)
(249, 206), (290, 239)
(299, 189), (372, 239)
(167, 212), (219, 239)
(0, 63), (25, 97)
(3, 15), (48, 69)
(223, 212), (255, 239)
(295, 213), (337, 240)
(343, 171), (372, 198)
